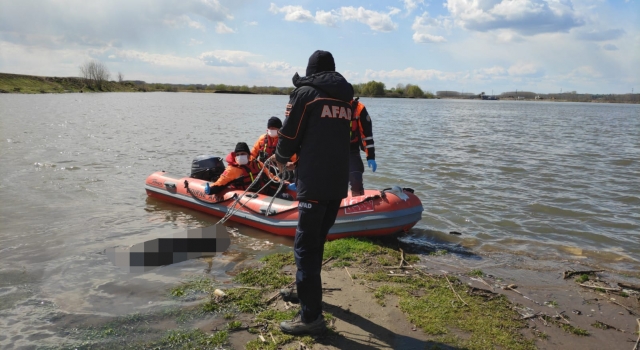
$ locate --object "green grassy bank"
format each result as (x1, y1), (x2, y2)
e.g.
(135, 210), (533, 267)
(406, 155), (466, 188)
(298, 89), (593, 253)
(0, 73), (141, 93)
(54, 237), (597, 349)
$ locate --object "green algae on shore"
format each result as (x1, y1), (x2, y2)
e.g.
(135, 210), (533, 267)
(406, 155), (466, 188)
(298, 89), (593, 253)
(212, 237), (538, 349)
(55, 237), (618, 349)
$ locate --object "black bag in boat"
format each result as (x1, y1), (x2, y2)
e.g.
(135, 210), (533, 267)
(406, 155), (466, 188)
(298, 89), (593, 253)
(190, 155), (225, 182)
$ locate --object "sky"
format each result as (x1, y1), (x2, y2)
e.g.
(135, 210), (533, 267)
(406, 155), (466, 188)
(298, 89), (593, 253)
(0, 0), (638, 94)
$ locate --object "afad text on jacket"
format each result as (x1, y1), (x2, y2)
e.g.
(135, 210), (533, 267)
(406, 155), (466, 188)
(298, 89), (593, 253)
(275, 71), (354, 201)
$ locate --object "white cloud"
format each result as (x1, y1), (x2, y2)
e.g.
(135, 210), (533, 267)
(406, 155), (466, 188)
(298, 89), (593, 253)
(575, 29), (625, 41)
(445, 0), (584, 35)
(199, 50), (257, 67)
(565, 66), (603, 79)
(116, 49), (204, 68)
(0, 0), (231, 48)
(0, 0), (636, 93)
(269, 4), (398, 32)
(164, 15), (206, 31)
(106, 47), (302, 83)
(388, 7), (402, 16)
(402, 0), (424, 15)
(257, 61), (292, 71)
(170, 0), (233, 22)
(478, 66), (507, 76)
(413, 33), (446, 43)
(215, 23), (235, 34)
(413, 12), (451, 29)
(315, 11), (340, 27)
(0, 40), (91, 76)
(269, 4), (315, 22)
(495, 30), (524, 43)
(507, 62), (540, 76)
(338, 6), (398, 32)
(411, 12), (449, 43)
(189, 23), (206, 31)
(365, 67), (462, 81)
(342, 70), (362, 82)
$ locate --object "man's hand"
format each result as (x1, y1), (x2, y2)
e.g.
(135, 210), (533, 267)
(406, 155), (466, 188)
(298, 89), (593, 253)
(286, 162), (296, 171)
(367, 159), (377, 172)
(268, 154), (286, 174)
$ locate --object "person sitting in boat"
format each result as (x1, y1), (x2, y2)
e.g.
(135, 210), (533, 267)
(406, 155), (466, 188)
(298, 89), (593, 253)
(251, 116), (298, 183)
(251, 116), (282, 162)
(204, 142), (293, 198)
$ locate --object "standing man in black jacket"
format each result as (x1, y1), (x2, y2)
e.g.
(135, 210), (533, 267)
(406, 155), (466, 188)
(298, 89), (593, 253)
(272, 50), (354, 335)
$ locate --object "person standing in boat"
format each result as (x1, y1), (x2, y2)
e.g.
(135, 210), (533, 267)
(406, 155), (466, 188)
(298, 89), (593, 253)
(271, 50), (353, 335)
(348, 98), (376, 197)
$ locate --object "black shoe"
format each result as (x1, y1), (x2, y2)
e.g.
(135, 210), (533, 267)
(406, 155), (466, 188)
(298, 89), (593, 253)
(280, 313), (326, 335)
(280, 288), (299, 304)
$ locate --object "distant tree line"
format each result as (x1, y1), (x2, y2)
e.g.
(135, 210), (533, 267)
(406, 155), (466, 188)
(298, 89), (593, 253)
(435, 90), (639, 103)
(352, 81), (435, 98)
(436, 91), (476, 98)
(129, 80), (436, 98)
(499, 91), (638, 103)
(132, 82), (294, 95)
(76, 60), (636, 103)
(500, 91), (640, 103)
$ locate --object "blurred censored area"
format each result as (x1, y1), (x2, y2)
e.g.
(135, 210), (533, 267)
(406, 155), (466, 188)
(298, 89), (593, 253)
(106, 225), (230, 273)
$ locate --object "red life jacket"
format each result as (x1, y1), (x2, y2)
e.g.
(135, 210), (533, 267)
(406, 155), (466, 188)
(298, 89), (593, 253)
(230, 160), (263, 190)
(258, 134), (278, 159)
(350, 99), (365, 144)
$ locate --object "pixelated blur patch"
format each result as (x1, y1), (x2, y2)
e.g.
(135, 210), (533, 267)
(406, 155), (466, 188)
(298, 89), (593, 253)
(106, 225), (231, 273)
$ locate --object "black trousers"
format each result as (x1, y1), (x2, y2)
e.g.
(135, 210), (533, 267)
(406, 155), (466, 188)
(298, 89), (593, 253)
(294, 199), (342, 322)
(349, 149), (364, 195)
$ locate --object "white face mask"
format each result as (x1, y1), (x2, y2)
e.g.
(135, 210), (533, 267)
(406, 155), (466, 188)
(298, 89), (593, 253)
(236, 155), (248, 165)
(267, 129), (278, 137)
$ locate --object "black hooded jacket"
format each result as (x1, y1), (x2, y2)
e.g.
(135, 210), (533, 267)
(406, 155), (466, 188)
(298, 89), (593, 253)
(275, 71), (354, 201)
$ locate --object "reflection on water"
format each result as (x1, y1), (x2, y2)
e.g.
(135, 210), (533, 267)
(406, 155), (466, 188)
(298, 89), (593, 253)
(0, 93), (639, 347)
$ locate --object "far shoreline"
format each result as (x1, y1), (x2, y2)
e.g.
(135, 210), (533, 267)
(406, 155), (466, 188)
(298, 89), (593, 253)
(1, 72), (638, 104)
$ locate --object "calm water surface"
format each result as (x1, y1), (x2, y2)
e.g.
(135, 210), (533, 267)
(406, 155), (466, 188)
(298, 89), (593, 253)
(1, 93), (639, 347)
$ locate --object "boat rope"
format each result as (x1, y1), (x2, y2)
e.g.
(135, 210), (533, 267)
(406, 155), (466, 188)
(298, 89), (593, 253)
(261, 159), (292, 217)
(214, 157), (291, 224)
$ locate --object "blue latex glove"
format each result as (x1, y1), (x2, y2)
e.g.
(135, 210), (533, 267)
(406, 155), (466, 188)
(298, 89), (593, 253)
(368, 159), (377, 172)
(204, 182), (211, 195)
(287, 183), (297, 191)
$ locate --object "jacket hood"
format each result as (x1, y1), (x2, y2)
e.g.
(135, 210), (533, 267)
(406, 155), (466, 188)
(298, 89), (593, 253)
(305, 50), (335, 76)
(225, 152), (238, 166)
(292, 71), (354, 102)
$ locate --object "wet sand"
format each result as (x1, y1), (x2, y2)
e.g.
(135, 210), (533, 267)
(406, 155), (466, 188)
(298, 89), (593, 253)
(27, 236), (640, 349)
(221, 251), (640, 349)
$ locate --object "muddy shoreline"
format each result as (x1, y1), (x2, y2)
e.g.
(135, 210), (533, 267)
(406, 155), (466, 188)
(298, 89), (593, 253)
(39, 236), (640, 350)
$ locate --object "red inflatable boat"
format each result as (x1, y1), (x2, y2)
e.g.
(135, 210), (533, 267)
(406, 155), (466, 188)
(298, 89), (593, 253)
(145, 171), (424, 240)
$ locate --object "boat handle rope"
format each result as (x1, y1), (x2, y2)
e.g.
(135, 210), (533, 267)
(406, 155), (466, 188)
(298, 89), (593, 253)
(261, 158), (293, 217)
(183, 181), (237, 205)
(212, 157), (292, 225)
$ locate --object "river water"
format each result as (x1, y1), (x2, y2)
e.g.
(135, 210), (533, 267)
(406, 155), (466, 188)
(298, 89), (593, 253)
(1, 93), (639, 348)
